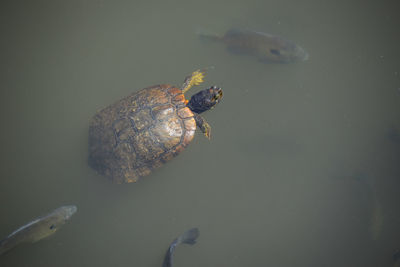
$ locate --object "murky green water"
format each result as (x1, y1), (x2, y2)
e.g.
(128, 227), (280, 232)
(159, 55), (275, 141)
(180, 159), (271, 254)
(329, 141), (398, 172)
(1, 0), (399, 266)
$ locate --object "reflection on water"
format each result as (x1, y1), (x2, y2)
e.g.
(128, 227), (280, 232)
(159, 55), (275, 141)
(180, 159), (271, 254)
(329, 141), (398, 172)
(0, 0), (400, 266)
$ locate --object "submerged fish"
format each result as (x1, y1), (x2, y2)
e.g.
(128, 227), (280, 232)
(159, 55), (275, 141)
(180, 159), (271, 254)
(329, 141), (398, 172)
(0, 205), (77, 255)
(199, 28), (309, 63)
(332, 171), (383, 241)
(394, 250), (400, 267)
(353, 173), (383, 241)
(162, 228), (199, 267)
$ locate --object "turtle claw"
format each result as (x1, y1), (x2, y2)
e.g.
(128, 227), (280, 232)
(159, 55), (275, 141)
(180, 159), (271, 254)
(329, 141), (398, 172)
(181, 67), (214, 93)
(181, 69), (206, 93)
(193, 113), (212, 139)
(204, 127), (211, 140)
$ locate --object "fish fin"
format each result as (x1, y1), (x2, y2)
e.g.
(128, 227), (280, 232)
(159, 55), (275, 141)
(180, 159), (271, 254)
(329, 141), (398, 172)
(0, 238), (7, 255)
(197, 28), (222, 42)
(0, 236), (16, 256)
(225, 28), (246, 36)
(225, 28), (269, 39)
(178, 228), (199, 245)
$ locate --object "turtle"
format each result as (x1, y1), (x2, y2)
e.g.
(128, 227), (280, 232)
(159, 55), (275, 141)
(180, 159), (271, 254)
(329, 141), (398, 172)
(88, 69), (223, 183)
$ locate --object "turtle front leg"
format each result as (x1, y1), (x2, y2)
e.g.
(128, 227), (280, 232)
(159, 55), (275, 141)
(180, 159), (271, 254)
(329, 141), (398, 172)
(181, 69), (206, 93)
(194, 113), (211, 139)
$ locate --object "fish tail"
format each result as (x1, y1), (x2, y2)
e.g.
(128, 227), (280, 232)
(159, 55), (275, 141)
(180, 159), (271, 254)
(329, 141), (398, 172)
(177, 228), (199, 245)
(197, 28), (223, 42)
(161, 228), (200, 267)
(0, 240), (6, 256)
(0, 237), (16, 256)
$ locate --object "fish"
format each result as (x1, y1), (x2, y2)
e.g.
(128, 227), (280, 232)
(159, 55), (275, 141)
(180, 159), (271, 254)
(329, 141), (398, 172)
(352, 173), (383, 241)
(198, 28), (309, 63)
(0, 205), (77, 255)
(394, 250), (400, 267)
(162, 228), (199, 267)
(331, 170), (383, 241)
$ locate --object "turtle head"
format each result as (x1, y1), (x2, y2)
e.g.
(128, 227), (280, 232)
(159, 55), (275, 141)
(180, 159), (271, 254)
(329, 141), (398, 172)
(187, 86), (223, 114)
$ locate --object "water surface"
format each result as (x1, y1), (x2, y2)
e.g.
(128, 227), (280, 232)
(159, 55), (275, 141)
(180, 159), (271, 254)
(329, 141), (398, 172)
(0, 0), (399, 266)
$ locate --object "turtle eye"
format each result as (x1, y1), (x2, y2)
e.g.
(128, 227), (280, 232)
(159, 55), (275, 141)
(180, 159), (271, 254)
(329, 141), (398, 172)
(212, 94), (221, 103)
(49, 224), (56, 230)
(213, 89), (222, 101)
(211, 86), (222, 97)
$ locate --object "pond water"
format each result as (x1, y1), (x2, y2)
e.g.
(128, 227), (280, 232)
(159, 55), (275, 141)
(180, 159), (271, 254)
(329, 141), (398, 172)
(0, 0), (399, 266)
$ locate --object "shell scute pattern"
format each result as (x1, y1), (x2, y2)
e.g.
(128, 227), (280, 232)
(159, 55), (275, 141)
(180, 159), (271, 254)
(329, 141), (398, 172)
(151, 104), (175, 121)
(88, 84), (196, 183)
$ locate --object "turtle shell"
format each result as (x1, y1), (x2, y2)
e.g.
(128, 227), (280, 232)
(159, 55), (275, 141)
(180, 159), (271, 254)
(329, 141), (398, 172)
(88, 84), (196, 183)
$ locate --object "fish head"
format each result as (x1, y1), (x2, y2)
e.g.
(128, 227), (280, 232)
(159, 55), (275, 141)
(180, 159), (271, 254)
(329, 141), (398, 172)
(263, 38), (309, 63)
(61, 205), (78, 220)
(52, 205), (78, 221)
(43, 206), (77, 234)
